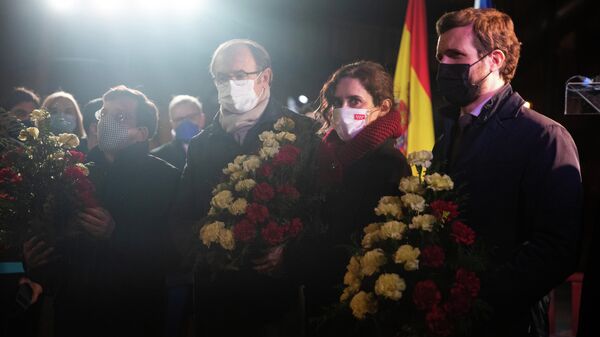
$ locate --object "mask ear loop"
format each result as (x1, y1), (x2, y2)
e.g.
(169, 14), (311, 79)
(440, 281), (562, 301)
(469, 49), (496, 86)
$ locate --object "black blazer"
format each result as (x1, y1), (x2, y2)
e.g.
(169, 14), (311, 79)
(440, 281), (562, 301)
(432, 85), (583, 337)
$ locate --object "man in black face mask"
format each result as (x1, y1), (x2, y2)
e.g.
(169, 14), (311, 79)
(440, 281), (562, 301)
(432, 8), (582, 337)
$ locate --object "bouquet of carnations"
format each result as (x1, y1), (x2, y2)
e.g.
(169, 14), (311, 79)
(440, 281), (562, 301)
(338, 151), (490, 337)
(0, 109), (96, 249)
(197, 116), (310, 273)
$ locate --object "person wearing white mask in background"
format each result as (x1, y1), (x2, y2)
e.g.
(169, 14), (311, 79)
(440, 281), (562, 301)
(172, 39), (320, 336)
(307, 61), (412, 334)
(151, 95), (205, 171)
(41, 91), (86, 139)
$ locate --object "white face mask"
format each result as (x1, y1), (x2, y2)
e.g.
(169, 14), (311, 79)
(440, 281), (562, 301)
(217, 78), (262, 114)
(332, 107), (370, 141)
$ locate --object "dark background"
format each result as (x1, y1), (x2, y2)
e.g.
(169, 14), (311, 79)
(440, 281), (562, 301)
(1, 0), (597, 264)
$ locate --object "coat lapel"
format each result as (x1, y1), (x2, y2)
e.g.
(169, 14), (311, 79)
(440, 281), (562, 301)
(442, 85), (525, 173)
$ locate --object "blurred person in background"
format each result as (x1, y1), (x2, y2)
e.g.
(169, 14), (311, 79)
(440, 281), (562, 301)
(151, 95), (205, 171)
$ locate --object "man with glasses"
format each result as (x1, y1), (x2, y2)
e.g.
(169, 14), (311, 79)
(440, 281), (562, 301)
(173, 39), (319, 336)
(50, 85), (179, 337)
(151, 95), (205, 171)
(432, 8), (582, 337)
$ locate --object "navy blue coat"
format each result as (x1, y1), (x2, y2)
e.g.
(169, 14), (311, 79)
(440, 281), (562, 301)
(432, 85), (583, 337)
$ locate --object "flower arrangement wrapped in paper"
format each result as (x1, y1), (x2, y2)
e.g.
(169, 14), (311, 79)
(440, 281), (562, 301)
(338, 151), (490, 337)
(0, 109), (97, 249)
(197, 116), (312, 273)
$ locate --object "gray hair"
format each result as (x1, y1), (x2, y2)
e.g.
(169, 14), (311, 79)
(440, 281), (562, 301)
(168, 95), (203, 119)
(209, 39), (271, 77)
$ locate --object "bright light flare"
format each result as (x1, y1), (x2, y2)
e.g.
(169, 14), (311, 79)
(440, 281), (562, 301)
(48, 0), (76, 13)
(91, 0), (121, 16)
(298, 95), (309, 104)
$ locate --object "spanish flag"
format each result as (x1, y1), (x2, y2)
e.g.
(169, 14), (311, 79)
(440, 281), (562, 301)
(393, 0), (434, 155)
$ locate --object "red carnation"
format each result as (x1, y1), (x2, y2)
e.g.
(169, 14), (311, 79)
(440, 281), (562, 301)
(0, 192), (16, 201)
(451, 221), (475, 245)
(233, 219), (256, 243)
(287, 218), (303, 237)
(72, 177), (98, 207)
(64, 166), (87, 180)
(246, 203), (269, 223)
(0, 167), (22, 184)
(413, 280), (442, 311)
(276, 184), (300, 200)
(426, 305), (453, 337)
(67, 150), (86, 163)
(444, 285), (473, 316)
(421, 245), (445, 268)
(272, 145), (300, 166)
(258, 163), (273, 177)
(252, 183), (275, 202)
(455, 268), (480, 298)
(430, 200), (459, 223)
(261, 221), (285, 246)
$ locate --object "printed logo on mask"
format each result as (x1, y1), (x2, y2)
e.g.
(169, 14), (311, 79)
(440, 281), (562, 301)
(354, 114), (366, 121)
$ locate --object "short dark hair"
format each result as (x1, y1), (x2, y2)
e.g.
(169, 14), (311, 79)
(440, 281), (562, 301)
(2, 87), (41, 111)
(102, 85), (158, 138)
(316, 61), (395, 131)
(82, 97), (103, 132)
(436, 8), (521, 82)
(209, 39), (271, 77)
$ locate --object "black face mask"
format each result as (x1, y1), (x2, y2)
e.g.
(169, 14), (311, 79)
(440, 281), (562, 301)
(436, 51), (494, 107)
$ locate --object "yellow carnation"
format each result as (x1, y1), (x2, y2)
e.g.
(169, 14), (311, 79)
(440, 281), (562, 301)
(425, 173), (454, 191)
(274, 117), (295, 131)
(223, 162), (242, 175)
(361, 231), (382, 249)
(379, 221), (407, 240)
(275, 131), (296, 143)
(30, 109), (50, 122)
(228, 198), (248, 215)
(218, 228), (235, 250)
(229, 170), (247, 182)
(363, 222), (382, 234)
(17, 130), (29, 141)
(259, 131), (276, 142)
(374, 196), (403, 219)
(360, 249), (387, 276)
(350, 291), (378, 320)
(347, 256), (361, 277)
(210, 190), (233, 210)
(340, 287), (355, 302)
(26, 127), (40, 139)
(235, 179), (257, 192)
(398, 176), (425, 194)
(401, 193), (426, 212)
(410, 214), (437, 232)
(199, 221), (225, 246)
(407, 150), (433, 168)
(242, 155), (261, 172)
(374, 273), (406, 301)
(259, 144), (280, 159)
(58, 133), (80, 149)
(233, 155), (247, 165)
(394, 244), (420, 271)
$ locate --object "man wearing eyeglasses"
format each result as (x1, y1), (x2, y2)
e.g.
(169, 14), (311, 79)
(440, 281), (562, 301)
(48, 85), (180, 337)
(173, 39), (320, 336)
